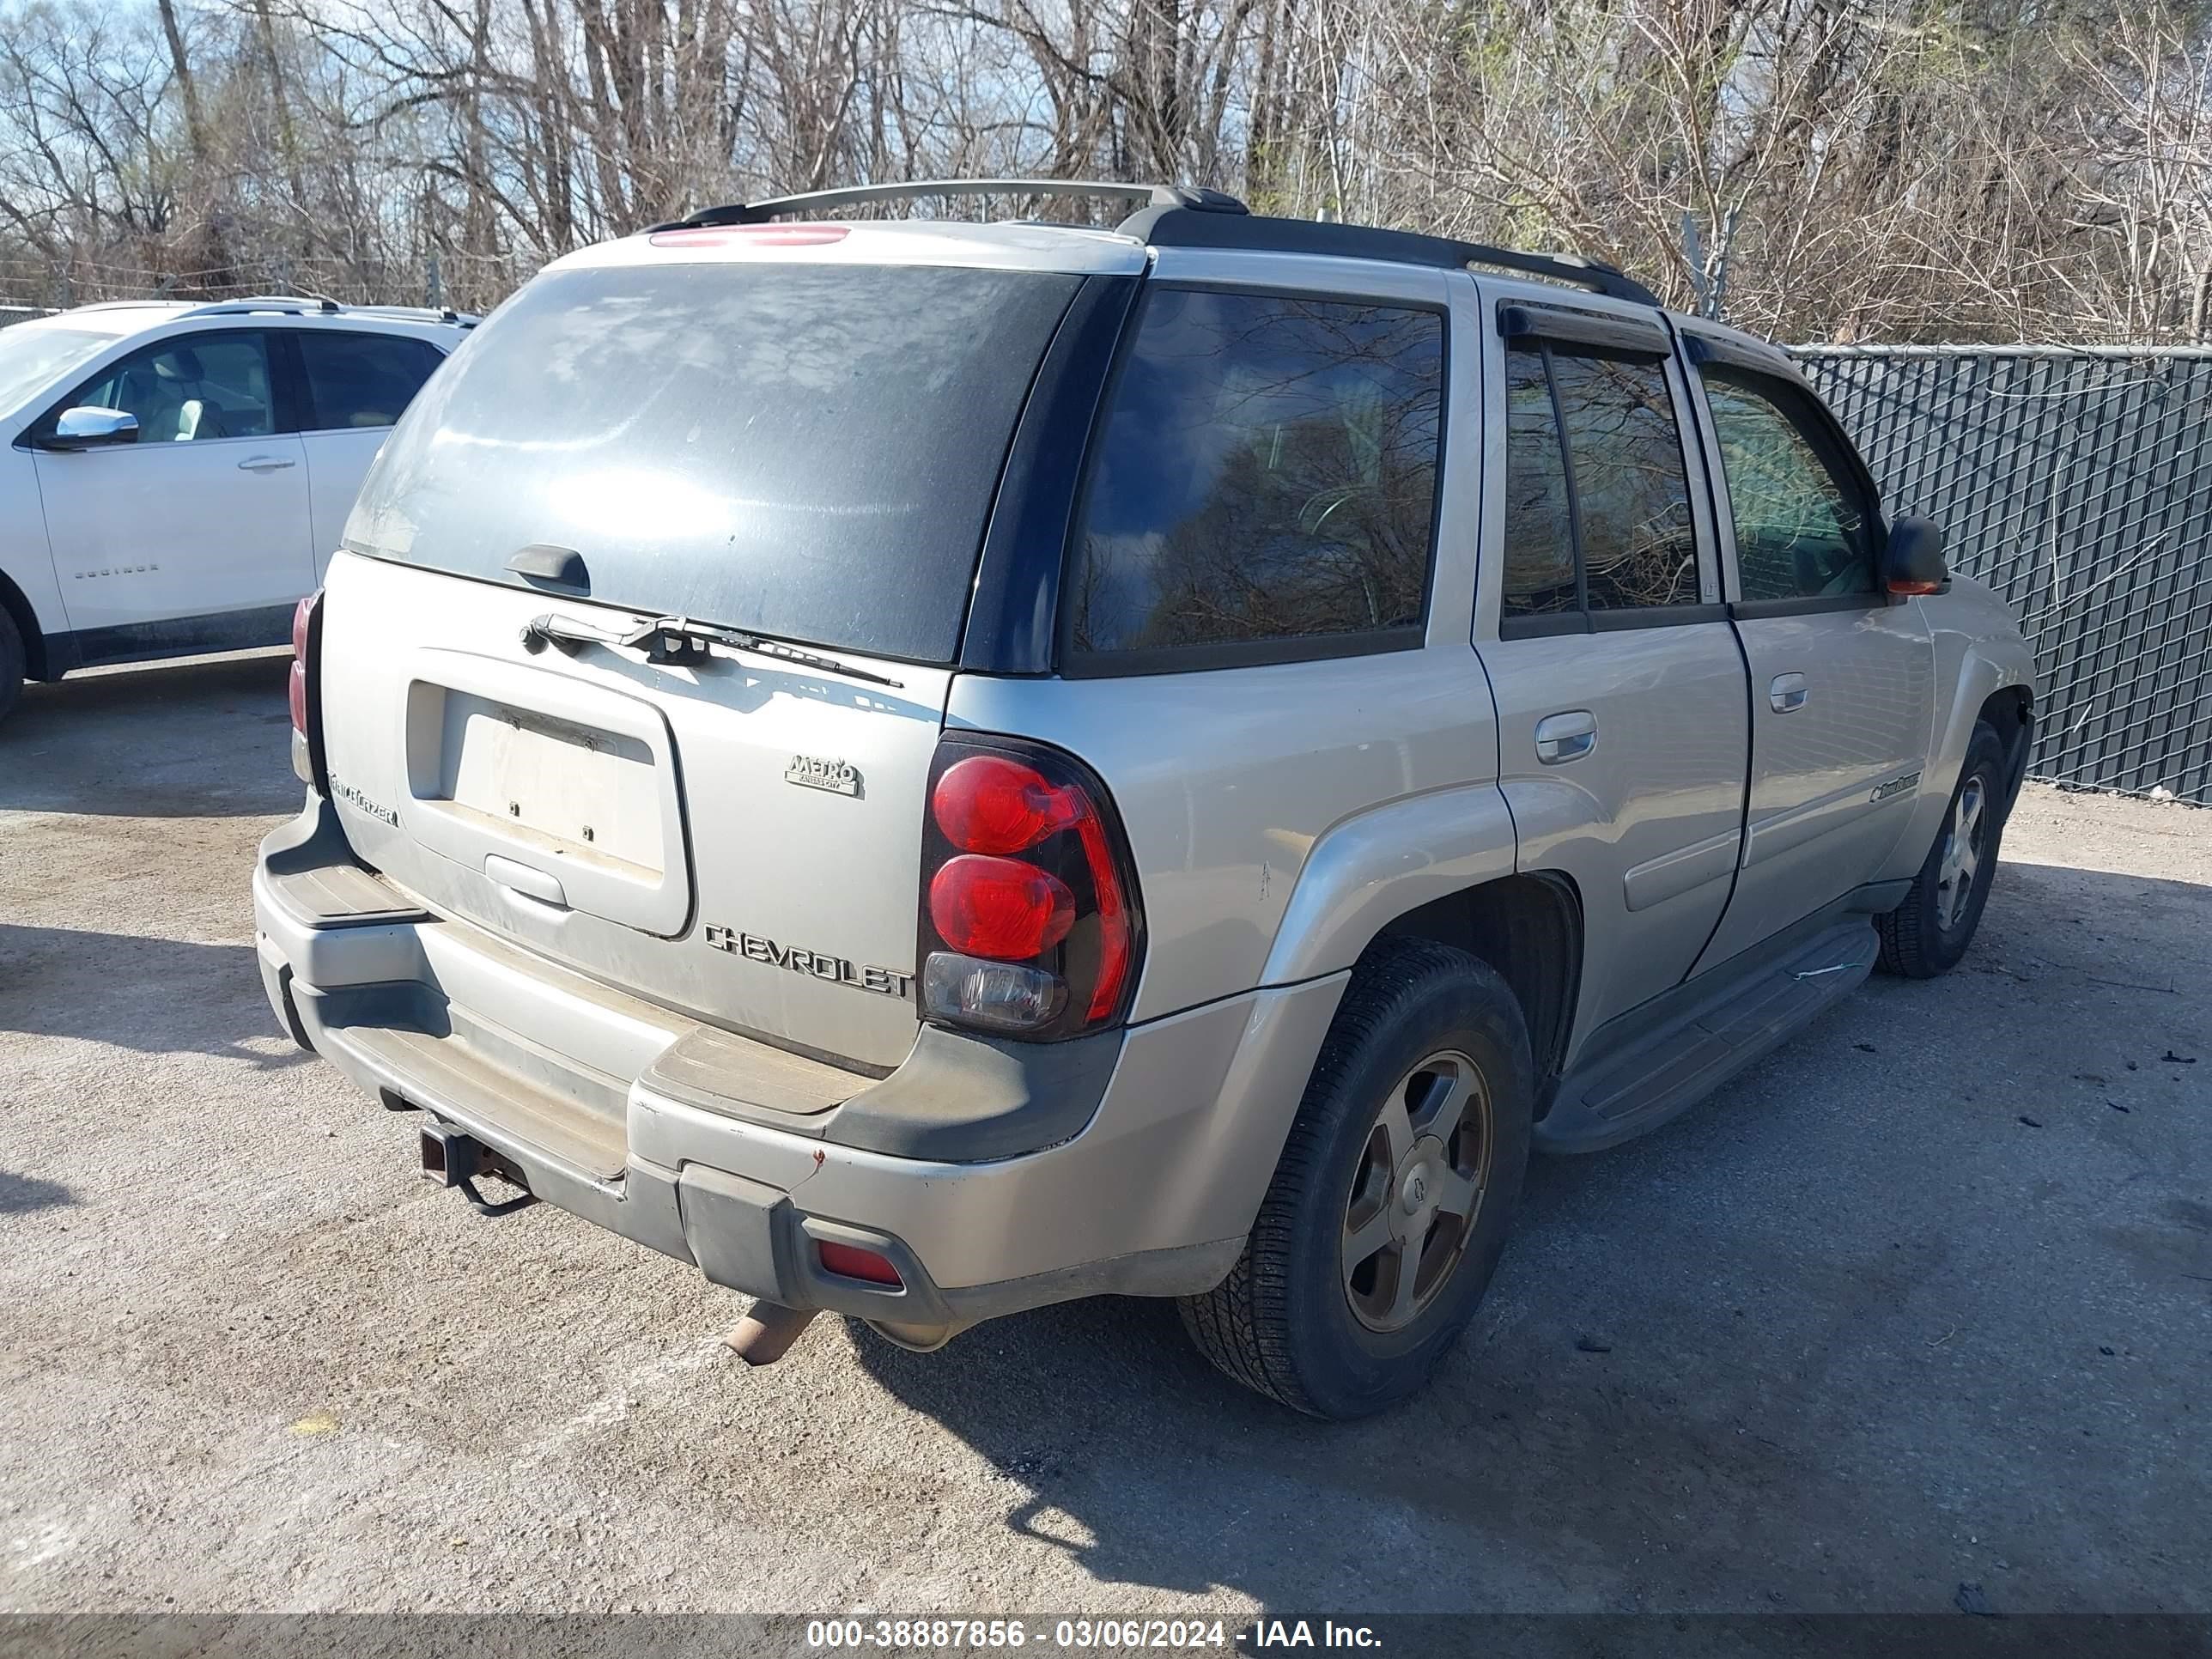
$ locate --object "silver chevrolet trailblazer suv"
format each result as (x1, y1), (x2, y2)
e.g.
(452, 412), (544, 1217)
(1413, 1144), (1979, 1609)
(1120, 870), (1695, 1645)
(255, 180), (2035, 1419)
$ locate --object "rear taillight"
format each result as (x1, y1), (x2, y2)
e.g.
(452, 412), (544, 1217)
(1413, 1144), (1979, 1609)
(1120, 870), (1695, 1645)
(918, 738), (1143, 1040)
(289, 589), (325, 787)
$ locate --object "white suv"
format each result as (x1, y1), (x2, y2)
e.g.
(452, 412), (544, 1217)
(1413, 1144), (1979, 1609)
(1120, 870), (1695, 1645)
(0, 297), (471, 720)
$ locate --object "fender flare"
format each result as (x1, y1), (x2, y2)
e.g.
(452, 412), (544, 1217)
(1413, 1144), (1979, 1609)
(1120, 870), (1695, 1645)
(1882, 642), (2033, 885)
(1260, 781), (1521, 986)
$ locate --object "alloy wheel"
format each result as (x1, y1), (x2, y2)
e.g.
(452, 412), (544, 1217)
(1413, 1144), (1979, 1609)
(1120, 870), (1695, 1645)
(1340, 1050), (1492, 1334)
(1936, 775), (1988, 931)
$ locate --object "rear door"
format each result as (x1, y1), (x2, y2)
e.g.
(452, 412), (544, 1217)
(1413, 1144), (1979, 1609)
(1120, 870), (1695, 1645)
(316, 252), (1091, 1071)
(283, 328), (447, 572)
(1681, 337), (1935, 970)
(1471, 295), (1751, 1057)
(30, 327), (312, 640)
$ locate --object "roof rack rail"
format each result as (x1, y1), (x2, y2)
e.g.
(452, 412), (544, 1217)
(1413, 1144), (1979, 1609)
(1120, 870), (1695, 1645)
(1116, 205), (1662, 307)
(170, 294), (475, 325)
(181, 294), (339, 318)
(655, 178), (1249, 231)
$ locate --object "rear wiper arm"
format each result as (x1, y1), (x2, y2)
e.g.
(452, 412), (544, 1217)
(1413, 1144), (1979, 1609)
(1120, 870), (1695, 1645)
(623, 616), (905, 689)
(520, 611), (628, 655)
(523, 611), (903, 689)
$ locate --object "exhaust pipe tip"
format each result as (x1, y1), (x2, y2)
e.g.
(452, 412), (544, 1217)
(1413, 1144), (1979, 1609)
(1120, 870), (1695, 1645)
(864, 1316), (957, 1354)
(725, 1301), (818, 1366)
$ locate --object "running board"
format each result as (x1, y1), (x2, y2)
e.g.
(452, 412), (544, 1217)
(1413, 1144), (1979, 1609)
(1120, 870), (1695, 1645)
(1534, 921), (1881, 1154)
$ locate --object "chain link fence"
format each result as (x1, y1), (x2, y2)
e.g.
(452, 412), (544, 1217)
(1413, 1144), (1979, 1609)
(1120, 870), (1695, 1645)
(1798, 345), (2212, 805)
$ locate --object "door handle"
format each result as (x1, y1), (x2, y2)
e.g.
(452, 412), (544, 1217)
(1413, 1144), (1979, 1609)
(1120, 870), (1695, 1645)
(1534, 709), (1598, 765)
(484, 854), (568, 908)
(236, 454), (297, 472)
(1769, 672), (1809, 713)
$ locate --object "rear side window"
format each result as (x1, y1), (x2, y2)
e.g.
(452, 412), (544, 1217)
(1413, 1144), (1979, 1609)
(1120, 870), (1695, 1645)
(1699, 369), (1875, 600)
(345, 262), (1083, 664)
(296, 331), (444, 430)
(1067, 287), (1445, 670)
(1500, 341), (1700, 629)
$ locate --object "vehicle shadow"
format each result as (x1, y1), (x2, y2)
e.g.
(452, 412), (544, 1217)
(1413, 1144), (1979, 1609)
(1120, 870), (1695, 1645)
(846, 854), (2212, 1613)
(0, 652), (298, 818)
(0, 1170), (78, 1214)
(0, 924), (306, 1067)
(838, 1151), (1826, 1613)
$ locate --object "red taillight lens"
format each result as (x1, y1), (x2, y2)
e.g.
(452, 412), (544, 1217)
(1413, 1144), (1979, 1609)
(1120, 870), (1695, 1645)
(929, 855), (1076, 959)
(933, 756), (1075, 854)
(817, 1241), (902, 1286)
(917, 738), (1143, 1040)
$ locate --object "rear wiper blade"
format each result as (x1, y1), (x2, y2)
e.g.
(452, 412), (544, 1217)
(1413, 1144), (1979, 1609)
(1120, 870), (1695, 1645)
(522, 610), (904, 689)
(621, 616), (905, 689)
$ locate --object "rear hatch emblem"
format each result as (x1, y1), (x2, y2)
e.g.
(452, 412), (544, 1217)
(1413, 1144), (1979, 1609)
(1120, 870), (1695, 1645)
(786, 755), (860, 797)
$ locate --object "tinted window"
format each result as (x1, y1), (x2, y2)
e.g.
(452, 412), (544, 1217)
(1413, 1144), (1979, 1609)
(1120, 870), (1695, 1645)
(1552, 353), (1697, 609)
(345, 262), (1082, 664)
(1069, 288), (1443, 661)
(1500, 340), (1699, 621)
(70, 331), (274, 441)
(1500, 346), (1577, 616)
(1703, 371), (1875, 600)
(298, 331), (443, 430)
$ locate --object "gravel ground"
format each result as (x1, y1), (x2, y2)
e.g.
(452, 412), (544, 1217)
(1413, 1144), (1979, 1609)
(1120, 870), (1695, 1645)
(1, 651), (2206, 1619)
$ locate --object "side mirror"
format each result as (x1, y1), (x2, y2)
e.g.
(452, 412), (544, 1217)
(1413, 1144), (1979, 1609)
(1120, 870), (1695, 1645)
(1882, 517), (1946, 596)
(42, 406), (140, 451)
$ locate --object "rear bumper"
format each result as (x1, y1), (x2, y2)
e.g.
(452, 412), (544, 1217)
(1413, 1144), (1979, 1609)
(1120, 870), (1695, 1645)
(254, 799), (1345, 1340)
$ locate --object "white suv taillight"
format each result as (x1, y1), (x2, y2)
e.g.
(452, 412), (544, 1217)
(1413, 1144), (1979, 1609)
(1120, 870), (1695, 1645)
(917, 738), (1143, 1039)
(289, 589), (325, 786)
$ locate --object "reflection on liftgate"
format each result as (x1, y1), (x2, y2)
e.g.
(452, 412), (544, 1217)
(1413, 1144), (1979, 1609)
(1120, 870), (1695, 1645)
(253, 178), (2035, 1419)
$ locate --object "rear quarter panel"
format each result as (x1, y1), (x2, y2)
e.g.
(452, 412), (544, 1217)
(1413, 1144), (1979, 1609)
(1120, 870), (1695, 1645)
(946, 644), (1506, 1021)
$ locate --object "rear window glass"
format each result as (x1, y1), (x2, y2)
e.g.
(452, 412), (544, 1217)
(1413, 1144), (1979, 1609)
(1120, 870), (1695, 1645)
(343, 262), (1082, 663)
(1067, 287), (1445, 667)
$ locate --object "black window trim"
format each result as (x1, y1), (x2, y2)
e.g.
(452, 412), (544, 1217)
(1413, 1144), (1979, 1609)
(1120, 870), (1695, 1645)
(285, 326), (447, 436)
(1498, 300), (1671, 358)
(20, 325), (293, 448)
(1056, 277), (1452, 680)
(1685, 346), (1896, 617)
(1495, 336), (1715, 638)
(962, 275), (1140, 674)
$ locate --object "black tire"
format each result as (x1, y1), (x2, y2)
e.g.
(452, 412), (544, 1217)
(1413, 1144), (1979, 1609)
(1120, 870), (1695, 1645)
(0, 607), (24, 726)
(1178, 937), (1534, 1419)
(1876, 720), (2008, 978)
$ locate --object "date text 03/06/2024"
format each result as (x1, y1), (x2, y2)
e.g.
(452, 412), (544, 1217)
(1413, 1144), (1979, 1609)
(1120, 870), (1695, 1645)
(804, 1618), (1383, 1650)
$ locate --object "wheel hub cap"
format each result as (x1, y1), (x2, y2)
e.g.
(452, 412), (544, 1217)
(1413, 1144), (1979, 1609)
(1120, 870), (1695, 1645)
(1394, 1136), (1446, 1242)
